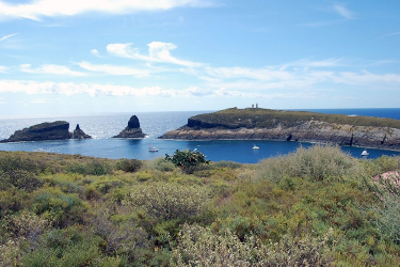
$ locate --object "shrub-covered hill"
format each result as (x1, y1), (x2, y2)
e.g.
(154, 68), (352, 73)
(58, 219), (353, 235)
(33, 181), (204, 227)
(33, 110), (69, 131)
(188, 107), (400, 129)
(160, 108), (400, 151)
(1, 147), (400, 266)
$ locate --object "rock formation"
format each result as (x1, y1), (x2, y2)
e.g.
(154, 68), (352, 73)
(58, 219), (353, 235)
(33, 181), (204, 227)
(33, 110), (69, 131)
(1, 121), (72, 142)
(71, 124), (92, 140)
(159, 108), (400, 151)
(113, 115), (145, 139)
(0, 121), (92, 143)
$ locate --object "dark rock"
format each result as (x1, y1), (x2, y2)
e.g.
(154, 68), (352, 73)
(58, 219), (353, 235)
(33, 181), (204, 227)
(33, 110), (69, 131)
(71, 124), (92, 140)
(0, 121), (72, 143)
(113, 115), (145, 139)
(128, 115), (140, 128)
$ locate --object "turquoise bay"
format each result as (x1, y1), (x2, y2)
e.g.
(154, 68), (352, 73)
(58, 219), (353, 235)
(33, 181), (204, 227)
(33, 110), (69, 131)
(1, 109), (400, 163)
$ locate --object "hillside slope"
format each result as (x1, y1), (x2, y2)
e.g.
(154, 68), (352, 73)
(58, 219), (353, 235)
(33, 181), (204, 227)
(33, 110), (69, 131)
(159, 108), (400, 150)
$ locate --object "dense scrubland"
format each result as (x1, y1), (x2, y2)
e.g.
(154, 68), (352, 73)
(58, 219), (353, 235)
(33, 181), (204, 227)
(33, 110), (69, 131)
(1, 146), (400, 266)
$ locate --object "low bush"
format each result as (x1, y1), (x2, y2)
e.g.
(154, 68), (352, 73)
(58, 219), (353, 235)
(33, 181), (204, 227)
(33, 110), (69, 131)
(0, 154), (47, 174)
(65, 160), (112, 176)
(32, 188), (87, 226)
(171, 224), (336, 267)
(115, 159), (143, 173)
(0, 170), (43, 192)
(256, 144), (360, 182)
(145, 157), (177, 172)
(213, 160), (242, 169)
(125, 183), (211, 222)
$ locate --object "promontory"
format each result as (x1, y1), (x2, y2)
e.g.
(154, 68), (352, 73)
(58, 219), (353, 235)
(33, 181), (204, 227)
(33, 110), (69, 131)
(159, 108), (400, 151)
(0, 121), (92, 143)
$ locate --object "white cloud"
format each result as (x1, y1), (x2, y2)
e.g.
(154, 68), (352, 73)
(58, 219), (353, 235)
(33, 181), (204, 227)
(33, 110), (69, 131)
(280, 59), (343, 69)
(333, 4), (354, 20)
(107, 42), (203, 67)
(0, 66), (8, 73)
(0, 0), (212, 21)
(199, 64), (400, 92)
(78, 61), (150, 77)
(0, 33), (18, 42)
(204, 66), (293, 81)
(334, 71), (400, 85)
(0, 80), (222, 98)
(90, 49), (104, 58)
(20, 64), (86, 76)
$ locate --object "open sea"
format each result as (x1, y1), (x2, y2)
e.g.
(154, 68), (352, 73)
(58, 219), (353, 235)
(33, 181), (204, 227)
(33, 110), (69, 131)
(1, 109), (400, 163)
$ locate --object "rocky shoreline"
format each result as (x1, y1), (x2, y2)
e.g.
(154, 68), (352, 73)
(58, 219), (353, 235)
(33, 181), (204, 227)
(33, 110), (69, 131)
(2, 109), (400, 152)
(159, 108), (400, 151)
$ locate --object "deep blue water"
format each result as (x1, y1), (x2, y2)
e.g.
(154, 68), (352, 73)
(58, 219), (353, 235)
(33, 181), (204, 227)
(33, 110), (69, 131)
(1, 109), (400, 163)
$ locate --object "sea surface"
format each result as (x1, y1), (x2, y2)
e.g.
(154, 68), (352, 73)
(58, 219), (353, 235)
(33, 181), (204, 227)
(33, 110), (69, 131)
(1, 109), (400, 163)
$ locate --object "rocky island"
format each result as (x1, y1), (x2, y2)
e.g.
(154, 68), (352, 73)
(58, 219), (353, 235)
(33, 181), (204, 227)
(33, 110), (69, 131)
(0, 121), (92, 143)
(159, 107), (400, 151)
(113, 115), (146, 139)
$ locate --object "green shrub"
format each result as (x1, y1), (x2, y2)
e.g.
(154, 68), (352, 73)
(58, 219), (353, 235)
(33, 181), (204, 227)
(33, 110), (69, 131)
(92, 210), (149, 260)
(373, 155), (400, 173)
(0, 170), (43, 192)
(372, 193), (400, 244)
(65, 160), (112, 176)
(0, 189), (30, 218)
(115, 159), (143, 173)
(0, 154), (47, 174)
(125, 183), (210, 222)
(256, 144), (359, 182)
(32, 188), (86, 226)
(171, 224), (336, 267)
(213, 160), (242, 169)
(22, 226), (103, 267)
(165, 149), (210, 174)
(153, 157), (176, 172)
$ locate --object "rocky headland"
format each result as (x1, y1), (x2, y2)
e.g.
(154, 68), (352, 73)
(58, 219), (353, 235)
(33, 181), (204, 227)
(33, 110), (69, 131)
(0, 121), (92, 143)
(113, 115), (146, 139)
(159, 108), (400, 151)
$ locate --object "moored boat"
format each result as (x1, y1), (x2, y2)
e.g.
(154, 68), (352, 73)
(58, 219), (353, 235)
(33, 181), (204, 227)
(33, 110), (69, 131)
(361, 149), (369, 156)
(149, 146), (158, 152)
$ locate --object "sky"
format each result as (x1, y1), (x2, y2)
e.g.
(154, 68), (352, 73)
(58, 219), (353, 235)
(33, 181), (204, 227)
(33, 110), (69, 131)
(0, 0), (400, 115)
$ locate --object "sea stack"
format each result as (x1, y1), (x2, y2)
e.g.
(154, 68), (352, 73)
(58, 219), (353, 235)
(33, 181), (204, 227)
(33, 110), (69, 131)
(71, 124), (92, 140)
(113, 115), (146, 138)
(0, 121), (72, 143)
(0, 121), (93, 143)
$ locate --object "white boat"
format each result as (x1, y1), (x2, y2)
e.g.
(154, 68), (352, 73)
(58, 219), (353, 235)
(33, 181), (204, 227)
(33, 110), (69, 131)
(252, 145), (259, 150)
(149, 146), (158, 152)
(361, 149), (369, 156)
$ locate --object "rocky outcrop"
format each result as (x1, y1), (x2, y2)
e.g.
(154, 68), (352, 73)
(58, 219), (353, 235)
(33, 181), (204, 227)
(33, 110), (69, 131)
(0, 121), (72, 143)
(113, 115), (145, 139)
(0, 121), (92, 143)
(159, 108), (400, 151)
(71, 124), (92, 140)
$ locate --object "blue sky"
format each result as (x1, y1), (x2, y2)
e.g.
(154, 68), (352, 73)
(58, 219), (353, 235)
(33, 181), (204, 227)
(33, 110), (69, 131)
(0, 0), (399, 115)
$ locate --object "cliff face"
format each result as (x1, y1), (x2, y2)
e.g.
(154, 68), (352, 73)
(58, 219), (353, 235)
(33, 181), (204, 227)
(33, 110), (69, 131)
(113, 115), (146, 139)
(1, 122), (92, 143)
(0, 121), (72, 143)
(159, 108), (400, 151)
